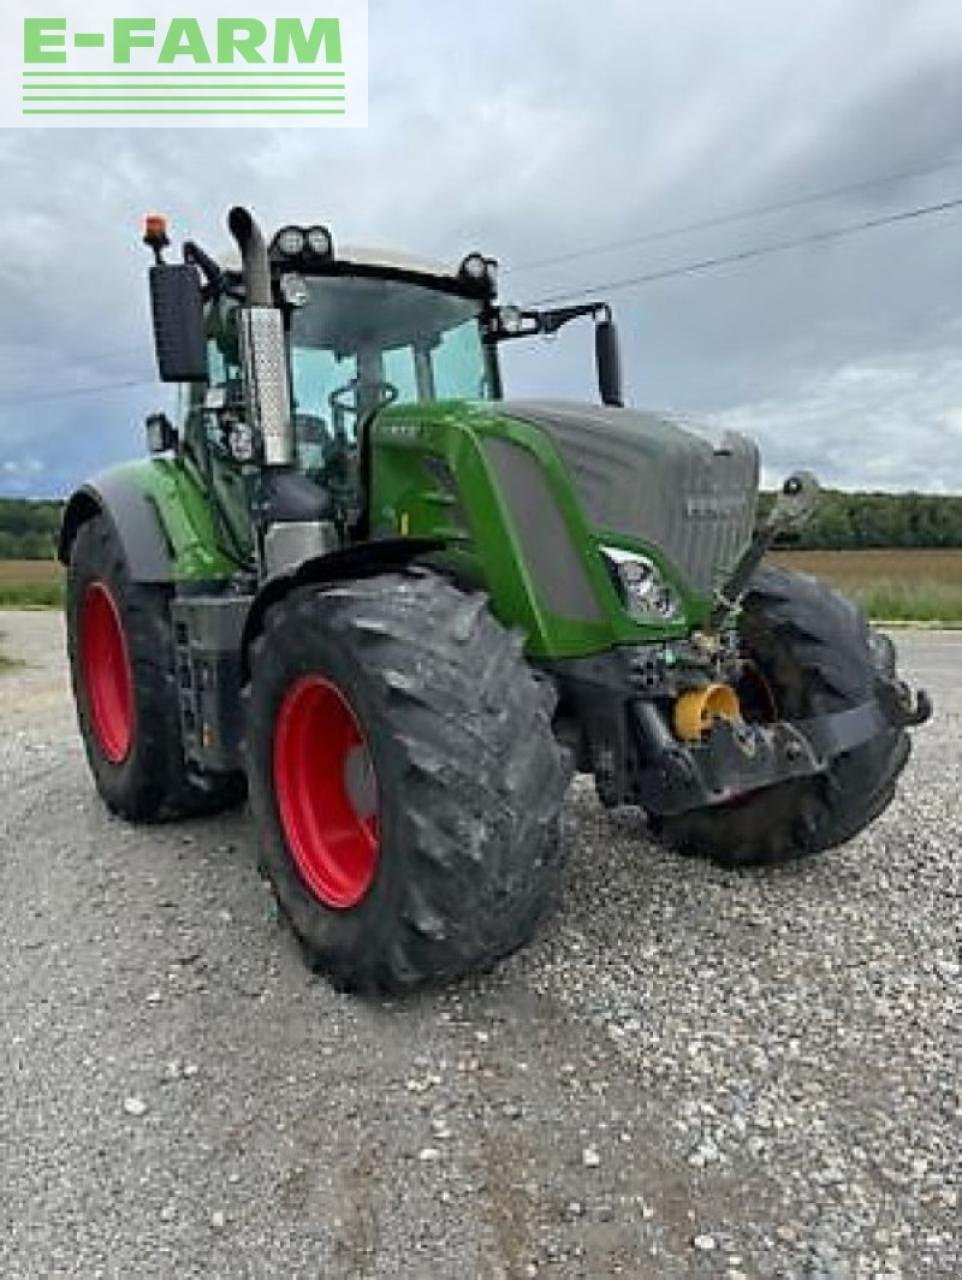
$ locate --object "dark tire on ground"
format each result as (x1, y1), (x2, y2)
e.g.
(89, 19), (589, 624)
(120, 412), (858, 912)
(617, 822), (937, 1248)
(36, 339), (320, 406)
(654, 565), (910, 868)
(245, 570), (571, 994)
(66, 513), (246, 821)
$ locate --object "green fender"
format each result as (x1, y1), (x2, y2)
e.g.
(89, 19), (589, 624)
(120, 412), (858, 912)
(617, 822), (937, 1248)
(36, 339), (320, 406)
(59, 457), (239, 584)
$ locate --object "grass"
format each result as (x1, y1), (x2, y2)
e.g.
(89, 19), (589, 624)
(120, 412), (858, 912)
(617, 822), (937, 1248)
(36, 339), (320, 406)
(1, 548), (961, 622)
(770, 549), (962, 624)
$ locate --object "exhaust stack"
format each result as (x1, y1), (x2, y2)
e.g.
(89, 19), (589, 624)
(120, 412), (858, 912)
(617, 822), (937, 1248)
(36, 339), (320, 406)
(227, 205), (293, 467)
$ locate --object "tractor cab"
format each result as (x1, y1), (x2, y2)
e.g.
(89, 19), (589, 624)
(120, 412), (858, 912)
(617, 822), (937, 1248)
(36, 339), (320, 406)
(219, 235), (502, 478)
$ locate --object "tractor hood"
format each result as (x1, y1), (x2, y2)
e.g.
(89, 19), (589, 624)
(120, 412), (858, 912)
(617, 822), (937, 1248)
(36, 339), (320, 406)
(500, 400), (760, 595)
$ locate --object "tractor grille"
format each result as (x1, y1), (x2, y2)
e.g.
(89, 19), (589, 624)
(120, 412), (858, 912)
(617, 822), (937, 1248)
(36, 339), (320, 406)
(500, 400), (759, 595)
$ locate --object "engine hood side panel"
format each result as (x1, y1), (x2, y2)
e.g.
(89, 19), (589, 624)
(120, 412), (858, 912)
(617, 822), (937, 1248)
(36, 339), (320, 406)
(499, 400), (760, 594)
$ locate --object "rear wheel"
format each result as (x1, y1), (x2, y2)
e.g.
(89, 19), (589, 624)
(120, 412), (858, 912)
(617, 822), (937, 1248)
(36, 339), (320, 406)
(66, 514), (245, 821)
(654, 565), (910, 867)
(246, 570), (571, 993)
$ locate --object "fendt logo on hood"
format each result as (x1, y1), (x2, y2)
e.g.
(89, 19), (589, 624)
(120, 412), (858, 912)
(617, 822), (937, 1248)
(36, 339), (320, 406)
(685, 493), (753, 519)
(3, 1), (368, 129)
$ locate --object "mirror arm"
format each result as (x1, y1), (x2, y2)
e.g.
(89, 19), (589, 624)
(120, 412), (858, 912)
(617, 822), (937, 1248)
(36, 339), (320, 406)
(489, 299), (613, 343)
(540, 301), (607, 335)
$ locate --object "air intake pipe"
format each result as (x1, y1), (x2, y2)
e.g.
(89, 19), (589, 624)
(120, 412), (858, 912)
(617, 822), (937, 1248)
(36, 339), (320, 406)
(227, 205), (293, 466)
(228, 205), (272, 306)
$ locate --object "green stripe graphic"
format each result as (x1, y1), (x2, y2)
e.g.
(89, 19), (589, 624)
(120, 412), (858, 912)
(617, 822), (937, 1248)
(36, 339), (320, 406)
(23, 95), (346, 101)
(23, 85), (345, 90)
(20, 65), (352, 118)
(23, 108), (347, 115)
(22, 70), (345, 77)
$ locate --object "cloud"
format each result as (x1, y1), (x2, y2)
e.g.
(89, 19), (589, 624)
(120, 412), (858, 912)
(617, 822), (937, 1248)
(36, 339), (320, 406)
(0, 454), (46, 494)
(1, 0), (962, 495)
(708, 336), (962, 491)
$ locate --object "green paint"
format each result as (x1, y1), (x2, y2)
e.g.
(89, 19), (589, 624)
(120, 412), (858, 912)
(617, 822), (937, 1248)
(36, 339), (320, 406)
(23, 95), (345, 101)
(113, 458), (240, 582)
(112, 18), (156, 63)
(26, 18), (345, 68)
(24, 108), (344, 114)
(369, 402), (712, 659)
(21, 70), (345, 76)
(105, 398), (712, 655)
(274, 18), (342, 64)
(159, 19), (212, 64)
(217, 19), (268, 64)
(23, 18), (67, 63)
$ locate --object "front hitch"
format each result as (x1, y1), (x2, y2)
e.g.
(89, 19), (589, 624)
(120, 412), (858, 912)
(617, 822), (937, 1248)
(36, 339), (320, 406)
(631, 671), (931, 818)
(711, 471), (821, 629)
(875, 674), (933, 729)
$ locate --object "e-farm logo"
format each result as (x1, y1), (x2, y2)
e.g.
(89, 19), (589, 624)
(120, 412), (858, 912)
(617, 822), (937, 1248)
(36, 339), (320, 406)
(3, 1), (367, 128)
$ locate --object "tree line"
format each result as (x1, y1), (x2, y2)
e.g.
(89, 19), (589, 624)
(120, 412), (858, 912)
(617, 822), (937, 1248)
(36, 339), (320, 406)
(758, 489), (962, 549)
(0, 499), (63, 559)
(2, 490), (962, 559)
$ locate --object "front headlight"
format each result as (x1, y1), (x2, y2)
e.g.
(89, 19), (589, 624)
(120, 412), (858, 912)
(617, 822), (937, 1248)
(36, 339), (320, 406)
(274, 226), (307, 257)
(600, 546), (683, 622)
(306, 225), (334, 258)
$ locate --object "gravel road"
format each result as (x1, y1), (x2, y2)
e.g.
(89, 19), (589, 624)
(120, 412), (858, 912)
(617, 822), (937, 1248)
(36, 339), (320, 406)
(1, 611), (958, 1280)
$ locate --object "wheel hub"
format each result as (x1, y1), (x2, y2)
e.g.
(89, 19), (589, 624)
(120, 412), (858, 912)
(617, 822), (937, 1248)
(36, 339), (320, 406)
(79, 580), (134, 764)
(273, 675), (380, 910)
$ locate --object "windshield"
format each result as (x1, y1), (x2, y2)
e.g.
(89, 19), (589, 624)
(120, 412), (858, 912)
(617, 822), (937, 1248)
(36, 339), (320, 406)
(289, 275), (492, 471)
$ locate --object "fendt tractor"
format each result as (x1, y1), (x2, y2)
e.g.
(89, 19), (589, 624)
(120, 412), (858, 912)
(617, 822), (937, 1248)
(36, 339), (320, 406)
(60, 207), (931, 992)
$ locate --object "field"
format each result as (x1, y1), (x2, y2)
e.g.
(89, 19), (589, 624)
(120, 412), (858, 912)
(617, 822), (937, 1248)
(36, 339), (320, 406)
(1, 550), (961, 621)
(770, 548), (962, 623)
(0, 559), (63, 609)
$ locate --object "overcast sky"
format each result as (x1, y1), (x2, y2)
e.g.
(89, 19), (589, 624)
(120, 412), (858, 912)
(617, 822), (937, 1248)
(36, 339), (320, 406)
(2, 0), (962, 496)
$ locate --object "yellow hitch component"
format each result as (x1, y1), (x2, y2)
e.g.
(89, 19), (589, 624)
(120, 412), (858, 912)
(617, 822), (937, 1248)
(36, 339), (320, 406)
(673, 683), (742, 742)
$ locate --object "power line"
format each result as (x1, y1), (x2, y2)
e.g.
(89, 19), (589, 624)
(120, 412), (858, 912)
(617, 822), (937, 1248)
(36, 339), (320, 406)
(72, 342), (145, 365)
(527, 194), (962, 307)
(0, 376), (154, 409)
(6, 192), (961, 406)
(0, 343), (149, 397)
(2, 341), (143, 375)
(506, 155), (962, 276)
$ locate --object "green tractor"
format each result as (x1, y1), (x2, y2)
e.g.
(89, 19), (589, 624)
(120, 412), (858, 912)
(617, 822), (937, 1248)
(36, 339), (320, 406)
(60, 206), (931, 992)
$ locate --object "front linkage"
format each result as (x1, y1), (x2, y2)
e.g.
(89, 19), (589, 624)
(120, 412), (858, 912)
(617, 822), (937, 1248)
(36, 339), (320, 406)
(549, 473), (931, 819)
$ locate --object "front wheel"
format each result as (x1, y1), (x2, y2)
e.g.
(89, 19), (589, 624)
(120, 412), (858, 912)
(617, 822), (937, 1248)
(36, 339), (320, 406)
(654, 566), (911, 867)
(245, 571), (572, 993)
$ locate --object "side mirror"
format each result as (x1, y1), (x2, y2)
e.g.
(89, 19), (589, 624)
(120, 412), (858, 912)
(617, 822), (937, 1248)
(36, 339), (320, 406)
(595, 319), (623, 407)
(148, 263), (207, 382)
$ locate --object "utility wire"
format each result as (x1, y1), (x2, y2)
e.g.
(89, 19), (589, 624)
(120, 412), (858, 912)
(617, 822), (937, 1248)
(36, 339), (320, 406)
(506, 155), (962, 276)
(0, 376), (154, 409)
(527, 194), (962, 307)
(7, 192), (962, 408)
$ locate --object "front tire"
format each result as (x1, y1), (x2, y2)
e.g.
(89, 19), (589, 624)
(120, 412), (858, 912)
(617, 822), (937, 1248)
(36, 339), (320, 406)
(246, 570), (571, 993)
(655, 565), (910, 867)
(66, 514), (245, 821)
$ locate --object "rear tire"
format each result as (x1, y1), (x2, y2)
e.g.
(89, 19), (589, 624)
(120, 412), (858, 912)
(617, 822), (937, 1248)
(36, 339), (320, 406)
(245, 570), (571, 993)
(66, 514), (245, 821)
(654, 565), (910, 867)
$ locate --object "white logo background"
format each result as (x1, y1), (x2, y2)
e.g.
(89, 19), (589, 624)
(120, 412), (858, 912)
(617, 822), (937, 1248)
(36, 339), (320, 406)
(1, 0), (368, 128)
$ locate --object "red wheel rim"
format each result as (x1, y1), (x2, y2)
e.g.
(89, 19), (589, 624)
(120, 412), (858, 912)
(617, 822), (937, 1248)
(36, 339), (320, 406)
(273, 675), (380, 910)
(80, 581), (135, 764)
